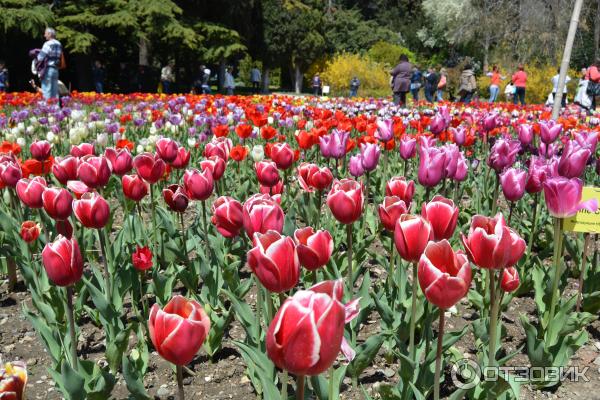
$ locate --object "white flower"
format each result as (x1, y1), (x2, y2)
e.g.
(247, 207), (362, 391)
(46, 132), (55, 143)
(16, 137), (26, 147)
(26, 126), (34, 135)
(267, 116), (274, 125)
(136, 144), (144, 154)
(113, 108), (121, 116)
(97, 133), (108, 146)
(187, 137), (197, 148)
(251, 145), (264, 162)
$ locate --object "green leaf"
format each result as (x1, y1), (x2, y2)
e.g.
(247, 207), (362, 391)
(233, 340), (279, 399)
(347, 333), (385, 377)
(122, 354), (152, 400)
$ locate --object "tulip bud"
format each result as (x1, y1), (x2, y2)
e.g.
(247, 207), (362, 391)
(30, 140), (52, 161)
(132, 245), (153, 271)
(183, 168), (214, 201)
(133, 152), (166, 184)
(251, 145), (265, 162)
(543, 177), (598, 218)
(16, 177), (47, 208)
(162, 184), (189, 213)
(255, 161), (281, 187)
(77, 155), (112, 188)
(394, 214), (432, 263)
(294, 227), (333, 271)
(20, 221), (40, 243)
(421, 195), (459, 241)
(42, 187), (73, 220)
(326, 179), (364, 224)
(500, 168), (527, 202)
(378, 196), (408, 232)
(248, 231), (300, 293)
(122, 174), (149, 202)
(42, 235), (84, 286)
(501, 267), (519, 292)
(211, 196), (244, 238)
(243, 193), (285, 238)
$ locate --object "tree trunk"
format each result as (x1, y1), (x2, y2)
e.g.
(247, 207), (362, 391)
(218, 58), (226, 91)
(595, 0), (600, 59)
(138, 37), (150, 66)
(294, 63), (303, 94)
(483, 34), (490, 72)
(261, 67), (270, 93)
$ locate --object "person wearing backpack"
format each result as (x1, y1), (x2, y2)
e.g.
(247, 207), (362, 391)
(458, 64), (477, 103)
(37, 28), (62, 100)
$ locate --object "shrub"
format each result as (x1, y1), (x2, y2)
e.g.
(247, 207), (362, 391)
(367, 41), (416, 69)
(319, 53), (390, 97)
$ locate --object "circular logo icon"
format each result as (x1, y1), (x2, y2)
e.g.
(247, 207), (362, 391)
(451, 359), (481, 390)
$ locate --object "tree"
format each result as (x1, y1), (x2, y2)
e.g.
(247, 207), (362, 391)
(0, 0), (53, 37)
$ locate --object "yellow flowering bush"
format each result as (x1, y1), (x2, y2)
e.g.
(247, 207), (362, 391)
(319, 53), (390, 97)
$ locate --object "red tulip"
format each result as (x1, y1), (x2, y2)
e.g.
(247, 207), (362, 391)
(16, 177), (47, 208)
(204, 137), (232, 160)
(270, 143), (295, 170)
(385, 176), (415, 205)
(52, 156), (79, 184)
(461, 213), (526, 269)
(77, 155), (112, 188)
(41, 235), (83, 286)
(133, 152), (166, 184)
(132, 245), (153, 271)
(211, 196), (244, 238)
(260, 180), (284, 195)
(394, 214), (433, 263)
(70, 143), (95, 158)
(30, 140), (52, 161)
(0, 160), (22, 187)
(149, 295), (210, 366)
(171, 146), (191, 169)
(421, 195), (459, 241)
(20, 221), (40, 243)
(200, 156), (226, 181)
(42, 187), (73, 220)
(297, 163), (317, 192)
(266, 280), (346, 375)
(418, 240), (472, 309)
(326, 179), (364, 224)
(122, 174), (149, 202)
(67, 180), (92, 199)
(155, 137), (179, 163)
(294, 227), (334, 270)
(0, 361), (28, 400)
(243, 193), (285, 238)
(56, 219), (73, 238)
(308, 165), (333, 191)
(73, 192), (110, 229)
(162, 184), (189, 213)
(255, 160), (280, 187)
(248, 230), (300, 293)
(183, 168), (214, 201)
(378, 196), (408, 232)
(104, 147), (133, 176)
(501, 267), (519, 292)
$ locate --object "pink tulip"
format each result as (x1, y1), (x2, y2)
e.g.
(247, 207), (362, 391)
(500, 168), (527, 202)
(211, 196), (244, 238)
(379, 196), (409, 232)
(0, 160), (22, 187)
(394, 214), (433, 263)
(200, 156), (226, 181)
(501, 267), (519, 292)
(184, 168), (214, 201)
(270, 143), (295, 170)
(421, 195), (459, 241)
(326, 179), (364, 224)
(243, 193), (285, 238)
(70, 143), (95, 158)
(133, 152), (166, 184)
(155, 137), (179, 163)
(73, 192), (110, 229)
(418, 146), (445, 187)
(399, 137), (417, 160)
(539, 121), (562, 144)
(558, 140), (591, 179)
(517, 124), (533, 146)
(543, 177), (598, 218)
(52, 156), (79, 184)
(77, 155), (112, 188)
(30, 140), (52, 161)
(487, 139), (520, 172)
(294, 227), (333, 270)
(104, 147), (133, 176)
(248, 230), (299, 293)
(255, 161), (280, 187)
(16, 177), (47, 208)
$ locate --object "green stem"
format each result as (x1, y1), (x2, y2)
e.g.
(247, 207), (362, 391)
(176, 364), (185, 400)
(328, 367), (335, 400)
(315, 190), (322, 229)
(201, 200), (211, 262)
(409, 261), (418, 362)
(150, 185), (158, 265)
(179, 212), (188, 264)
(346, 223), (353, 293)
(97, 228), (112, 300)
(488, 270), (499, 368)
(507, 201), (515, 225)
(296, 375), (305, 400)
(66, 286), (78, 372)
(255, 276), (263, 341)
(490, 174), (500, 215)
(548, 218), (564, 325)
(38, 208), (50, 243)
(525, 193), (540, 259)
(434, 310), (445, 400)
(387, 236), (395, 294)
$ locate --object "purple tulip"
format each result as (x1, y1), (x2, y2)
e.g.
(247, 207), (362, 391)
(487, 139), (520, 172)
(399, 137), (417, 160)
(543, 177), (598, 218)
(450, 127), (466, 146)
(360, 143), (381, 172)
(574, 131), (598, 153)
(558, 140), (591, 179)
(483, 113), (498, 132)
(539, 121), (563, 144)
(429, 115), (446, 135)
(319, 130), (349, 160)
(517, 124), (533, 146)
(500, 168), (527, 202)
(539, 142), (559, 158)
(375, 119), (394, 142)
(349, 155), (365, 177)
(418, 146), (446, 187)
(442, 144), (460, 179)
(525, 156), (551, 194)
(454, 153), (468, 181)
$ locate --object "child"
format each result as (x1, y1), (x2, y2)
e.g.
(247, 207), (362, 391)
(504, 81), (515, 103)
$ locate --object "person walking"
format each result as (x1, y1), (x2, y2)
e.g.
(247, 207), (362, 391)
(511, 64), (527, 105)
(37, 27), (62, 100)
(92, 60), (105, 93)
(551, 68), (571, 108)
(224, 67), (235, 95)
(390, 54), (412, 106)
(160, 60), (175, 94)
(436, 67), (447, 101)
(0, 61), (8, 92)
(312, 73), (322, 96)
(486, 65), (505, 102)
(410, 66), (422, 101)
(458, 64), (477, 103)
(250, 65), (261, 94)
(424, 66), (439, 103)
(349, 76), (360, 97)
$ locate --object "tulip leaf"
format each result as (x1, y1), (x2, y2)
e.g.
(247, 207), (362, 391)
(106, 326), (131, 372)
(122, 354), (152, 399)
(223, 288), (259, 346)
(424, 324), (469, 366)
(582, 291), (600, 313)
(233, 340), (279, 399)
(347, 333), (385, 378)
(310, 365), (347, 400)
(48, 360), (86, 400)
(23, 307), (63, 363)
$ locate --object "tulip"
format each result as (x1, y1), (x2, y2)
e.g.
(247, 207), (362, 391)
(251, 145), (264, 162)
(270, 142), (295, 170)
(200, 156), (226, 181)
(77, 155), (112, 188)
(450, 127), (466, 146)
(183, 168), (214, 201)
(378, 196), (408, 232)
(418, 239), (472, 309)
(0, 361), (27, 400)
(70, 143), (95, 158)
(543, 177), (598, 218)
(16, 177), (47, 208)
(0, 160), (22, 187)
(171, 146), (191, 169)
(394, 214), (433, 263)
(56, 219), (73, 239)
(149, 295), (210, 366)
(294, 227), (333, 270)
(52, 156), (79, 184)
(558, 140), (591, 179)
(308, 165), (333, 191)
(501, 267), (519, 292)
(243, 193), (285, 238)
(163, 184), (190, 213)
(155, 137), (179, 163)
(517, 124), (533, 146)
(482, 113), (498, 132)
(41, 235), (83, 286)
(429, 115), (446, 135)
(30, 140), (52, 161)
(574, 130), (598, 153)
(442, 144), (460, 179)
(104, 147), (133, 176)
(418, 146), (445, 188)
(133, 152), (166, 184)
(255, 160), (280, 187)
(399, 136), (417, 160)
(539, 121), (562, 144)
(421, 195), (459, 241)
(204, 137), (233, 160)
(461, 213), (526, 269)
(454, 153), (468, 181)
(487, 139), (520, 172)
(326, 179), (364, 224)
(348, 155), (365, 177)
(211, 196), (244, 238)
(500, 167), (527, 202)
(67, 180), (92, 198)
(42, 187), (73, 220)
(73, 192), (110, 229)
(319, 129), (349, 159)
(525, 157), (550, 194)
(248, 230), (300, 293)
(360, 142), (381, 172)
(375, 119), (393, 142)
(20, 221), (40, 243)
(385, 176), (415, 205)
(132, 245), (153, 271)
(122, 174), (149, 202)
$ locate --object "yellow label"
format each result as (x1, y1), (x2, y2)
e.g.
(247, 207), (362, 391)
(563, 186), (600, 233)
